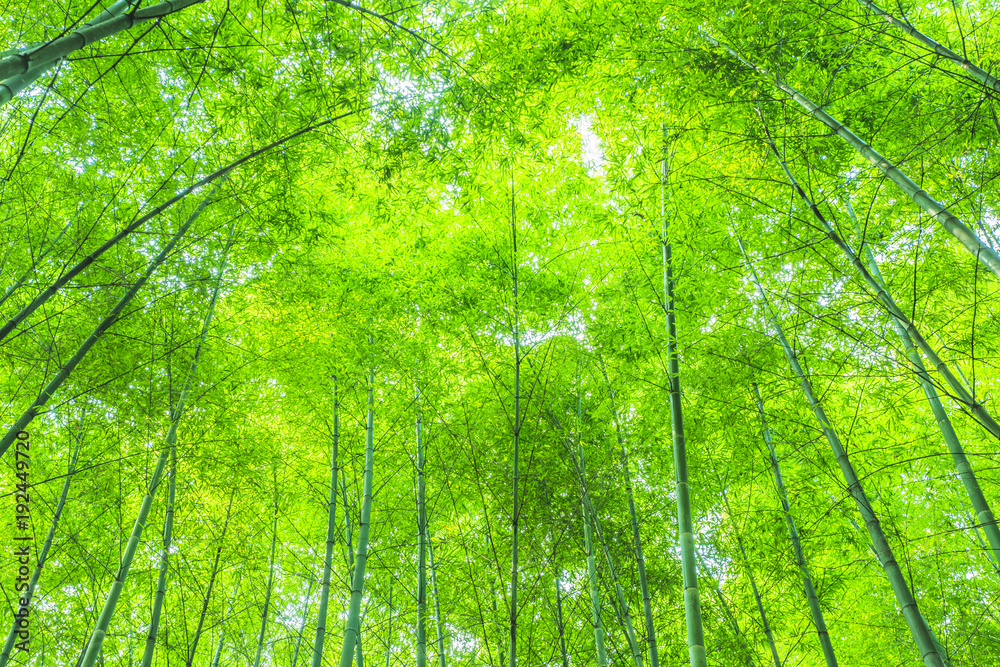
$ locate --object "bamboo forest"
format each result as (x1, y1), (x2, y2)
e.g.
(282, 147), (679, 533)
(3, 0), (1000, 665)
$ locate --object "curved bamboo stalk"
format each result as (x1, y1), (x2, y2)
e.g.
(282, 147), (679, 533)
(0, 0), (204, 82)
(662, 125), (706, 667)
(843, 195), (1000, 575)
(753, 384), (838, 667)
(0, 180), (225, 459)
(713, 38), (1000, 280)
(855, 0), (1000, 93)
(754, 112), (1000, 441)
(312, 375), (340, 667)
(739, 238), (946, 667)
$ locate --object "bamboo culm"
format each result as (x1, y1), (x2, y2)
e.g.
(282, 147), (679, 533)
(210, 573), (242, 667)
(599, 359), (659, 667)
(79, 231), (225, 667)
(186, 492), (236, 667)
(509, 198), (522, 667)
(754, 116), (1000, 440)
(253, 474), (281, 667)
(427, 525), (447, 667)
(740, 238), (946, 667)
(580, 443), (609, 667)
(842, 196), (1000, 576)
(714, 39), (1000, 280)
(662, 126), (706, 667)
(145, 230), (233, 667)
(417, 383), (428, 667)
(0, 179), (226, 459)
(697, 553), (758, 667)
(313, 375), (340, 667)
(753, 384), (838, 667)
(0, 428), (83, 667)
(339, 361), (375, 667)
(854, 0), (1000, 93)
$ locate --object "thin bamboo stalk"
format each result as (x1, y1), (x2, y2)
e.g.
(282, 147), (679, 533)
(313, 375), (340, 667)
(0, 217), (72, 309)
(79, 230), (225, 666)
(696, 553), (757, 667)
(186, 491), (236, 666)
(0, 180), (226, 459)
(253, 472), (281, 667)
(753, 384), (838, 667)
(753, 112), (1000, 441)
(509, 197), (522, 667)
(580, 443), (608, 667)
(418, 382), (428, 667)
(554, 565), (569, 667)
(740, 238), (946, 667)
(339, 359), (376, 667)
(598, 358), (659, 667)
(843, 195), (1000, 576)
(718, 486), (781, 667)
(0, 423), (83, 667)
(427, 525), (447, 667)
(713, 38), (1000, 280)
(855, 0), (1000, 93)
(290, 574), (316, 667)
(209, 573), (242, 667)
(662, 125), (706, 667)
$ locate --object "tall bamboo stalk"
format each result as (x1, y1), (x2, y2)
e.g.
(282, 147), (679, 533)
(313, 375), (340, 667)
(753, 384), (838, 667)
(740, 239), (946, 667)
(339, 359), (376, 667)
(417, 382), (428, 667)
(427, 524), (447, 667)
(187, 491), (236, 667)
(842, 195), (1000, 575)
(209, 572), (242, 667)
(0, 182), (226, 459)
(554, 564), (569, 667)
(0, 0), (204, 82)
(79, 227), (227, 667)
(598, 359), (659, 667)
(580, 441), (608, 667)
(854, 0), (1000, 93)
(254, 472), (281, 667)
(718, 486), (781, 667)
(662, 125), (706, 667)
(291, 575), (317, 667)
(0, 423), (83, 667)
(696, 553), (757, 667)
(712, 39), (1000, 280)
(509, 192), (522, 667)
(139, 445), (176, 667)
(752, 112), (1000, 441)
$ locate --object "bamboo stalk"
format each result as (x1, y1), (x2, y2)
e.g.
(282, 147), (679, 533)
(713, 38), (1000, 280)
(753, 384), (838, 667)
(427, 524), (447, 667)
(291, 575), (317, 667)
(696, 553), (758, 667)
(509, 196), (522, 667)
(209, 573), (242, 667)
(580, 442), (609, 666)
(855, 0), (1000, 93)
(0, 180), (226, 459)
(753, 112), (1000, 440)
(417, 382), (428, 667)
(740, 238), (946, 667)
(662, 125), (706, 667)
(842, 195), (1000, 576)
(0, 423), (83, 667)
(554, 564), (569, 667)
(0, 0), (204, 82)
(598, 358), (659, 667)
(79, 228), (225, 666)
(312, 375), (340, 667)
(186, 491), (236, 666)
(253, 472), (281, 667)
(339, 358), (376, 667)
